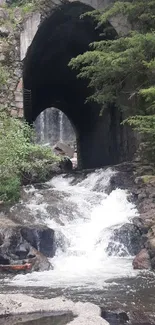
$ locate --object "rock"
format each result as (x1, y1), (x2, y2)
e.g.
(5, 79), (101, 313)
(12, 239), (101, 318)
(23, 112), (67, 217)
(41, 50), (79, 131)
(26, 248), (52, 272)
(0, 255), (10, 265)
(0, 225), (52, 272)
(133, 249), (151, 269)
(0, 8), (8, 20)
(15, 242), (30, 259)
(53, 141), (74, 158)
(71, 152), (77, 169)
(146, 237), (155, 258)
(107, 223), (145, 256)
(101, 310), (129, 324)
(0, 293), (109, 325)
(0, 26), (10, 37)
(20, 225), (55, 257)
(132, 217), (149, 234)
(59, 157), (73, 172)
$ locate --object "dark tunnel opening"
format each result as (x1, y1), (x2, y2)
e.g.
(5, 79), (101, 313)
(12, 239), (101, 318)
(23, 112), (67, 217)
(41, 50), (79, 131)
(23, 1), (136, 169)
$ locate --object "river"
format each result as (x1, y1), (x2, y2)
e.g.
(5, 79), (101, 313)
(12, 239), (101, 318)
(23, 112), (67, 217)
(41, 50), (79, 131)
(1, 168), (155, 324)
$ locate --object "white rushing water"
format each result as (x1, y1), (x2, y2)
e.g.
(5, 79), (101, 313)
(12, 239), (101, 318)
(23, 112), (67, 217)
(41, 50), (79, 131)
(10, 168), (139, 289)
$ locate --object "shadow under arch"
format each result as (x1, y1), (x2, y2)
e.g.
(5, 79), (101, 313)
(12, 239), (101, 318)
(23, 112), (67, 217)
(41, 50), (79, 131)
(23, 1), (135, 169)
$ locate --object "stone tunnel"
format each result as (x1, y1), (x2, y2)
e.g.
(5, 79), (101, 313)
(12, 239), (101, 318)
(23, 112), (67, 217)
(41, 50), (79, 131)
(23, 1), (136, 169)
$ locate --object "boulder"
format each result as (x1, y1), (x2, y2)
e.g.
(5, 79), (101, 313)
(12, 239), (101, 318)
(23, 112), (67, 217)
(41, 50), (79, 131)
(53, 141), (74, 158)
(59, 157), (73, 172)
(26, 248), (52, 272)
(146, 237), (155, 258)
(133, 249), (151, 269)
(0, 225), (52, 272)
(107, 223), (144, 256)
(20, 225), (55, 257)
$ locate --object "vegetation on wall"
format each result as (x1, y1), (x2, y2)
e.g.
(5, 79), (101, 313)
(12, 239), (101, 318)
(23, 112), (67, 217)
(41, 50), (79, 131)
(69, 0), (155, 161)
(0, 110), (59, 203)
(0, 64), (9, 89)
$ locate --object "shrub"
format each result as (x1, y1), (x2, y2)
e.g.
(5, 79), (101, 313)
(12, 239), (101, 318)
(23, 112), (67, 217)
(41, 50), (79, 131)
(0, 110), (59, 202)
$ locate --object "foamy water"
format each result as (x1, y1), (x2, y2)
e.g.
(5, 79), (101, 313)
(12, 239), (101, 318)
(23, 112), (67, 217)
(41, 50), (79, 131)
(8, 168), (139, 289)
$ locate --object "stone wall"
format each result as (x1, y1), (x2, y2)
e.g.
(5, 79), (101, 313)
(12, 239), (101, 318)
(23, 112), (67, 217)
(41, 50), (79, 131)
(0, 4), (23, 117)
(0, 0), (130, 120)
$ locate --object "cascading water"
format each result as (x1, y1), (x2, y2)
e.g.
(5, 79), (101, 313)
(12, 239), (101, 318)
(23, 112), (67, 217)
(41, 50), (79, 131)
(9, 168), (139, 289)
(34, 107), (76, 146)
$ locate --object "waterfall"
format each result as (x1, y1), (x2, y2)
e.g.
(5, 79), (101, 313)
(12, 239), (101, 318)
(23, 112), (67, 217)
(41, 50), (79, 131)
(59, 111), (63, 142)
(9, 168), (139, 289)
(34, 107), (75, 147)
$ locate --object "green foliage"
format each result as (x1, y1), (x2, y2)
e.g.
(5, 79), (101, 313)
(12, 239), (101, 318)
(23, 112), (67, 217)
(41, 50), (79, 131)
(0, 176), (20, 203)
(0, 111), (59, 203)
(82, 0), (155, 33)
(10, 0), (35, 7)
(69, 0), (155, 163)
(69, 32), (155, 110)
(8, 0), (36, 18)
(0, 64), (9, 89)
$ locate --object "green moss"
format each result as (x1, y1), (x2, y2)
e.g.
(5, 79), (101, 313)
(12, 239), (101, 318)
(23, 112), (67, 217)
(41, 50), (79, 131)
(0, 64), (10, 89)
(141, 175), (155, 183)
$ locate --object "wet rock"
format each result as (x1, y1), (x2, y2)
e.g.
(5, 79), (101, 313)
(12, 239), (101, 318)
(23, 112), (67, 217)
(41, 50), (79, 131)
(20, 225), (55, 257)
(0, 294), (108, 325)
(59, 157), (73, 172)
(0, 255), (10, 265)
(133, 249), (151, 269)
(101, 310), (129, 324)
(132, 217), (149, 234)
(144, 236), (155, 270)
(26, 248), (52, 272)
(15, 242), (30, 259)
(54, 230), (69, 252)
(129, 309), (155, 325)
(107, 223), (144, 256)
(0, 226), (52, 272)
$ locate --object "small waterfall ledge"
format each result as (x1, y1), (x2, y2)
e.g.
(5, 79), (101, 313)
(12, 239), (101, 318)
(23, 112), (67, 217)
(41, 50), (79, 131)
(6, 168), (139, 288)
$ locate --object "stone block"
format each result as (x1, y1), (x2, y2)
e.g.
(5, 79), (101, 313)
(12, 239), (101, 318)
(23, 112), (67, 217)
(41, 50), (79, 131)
(18, 108), (23, 117)
(16, 101), (23, 109)
(16, 78), (23, 92)
(15, 92), (23, 102)
(11, 109), (18, 117)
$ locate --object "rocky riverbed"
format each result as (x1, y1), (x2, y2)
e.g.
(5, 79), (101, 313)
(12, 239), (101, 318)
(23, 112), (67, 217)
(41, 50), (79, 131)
(0, 294), (108, 325)
(1, 162), (155, 325)
(1, 161), (155, 273)
(109, 161), (155, 270)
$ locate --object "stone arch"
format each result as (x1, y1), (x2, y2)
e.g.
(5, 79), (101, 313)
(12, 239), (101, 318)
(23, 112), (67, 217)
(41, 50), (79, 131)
(23, 1), (135, 169)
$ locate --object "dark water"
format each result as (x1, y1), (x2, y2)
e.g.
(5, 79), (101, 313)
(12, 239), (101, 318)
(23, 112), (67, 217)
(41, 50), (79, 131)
(0, 313), (74, 325)
(1, 272), (155, 324)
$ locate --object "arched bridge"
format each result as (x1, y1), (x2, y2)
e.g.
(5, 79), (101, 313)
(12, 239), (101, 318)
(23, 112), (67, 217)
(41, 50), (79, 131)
(23, 0), (135, 169)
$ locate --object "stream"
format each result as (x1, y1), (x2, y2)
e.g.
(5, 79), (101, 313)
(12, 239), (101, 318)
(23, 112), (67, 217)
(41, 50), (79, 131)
(1, 168), (155, 324)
